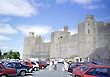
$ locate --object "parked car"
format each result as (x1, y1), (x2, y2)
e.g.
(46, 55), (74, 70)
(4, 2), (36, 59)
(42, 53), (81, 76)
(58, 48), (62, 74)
(0, 63), (17, 77)
(4, 62), (31, 76)
(68, 62), (83, 73)
(58, 59), (64, 64)
(72, 64), (110, 77)
(23, 61), (33, 68)
(23, 61), (39, 71)
(37, 61), (47, 69)
(31, 61), (39, 71)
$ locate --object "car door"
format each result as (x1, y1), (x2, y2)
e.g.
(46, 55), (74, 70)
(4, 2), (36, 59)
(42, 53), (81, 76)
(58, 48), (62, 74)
(0, 65), (4, 74)
(5, 63), (16, 75)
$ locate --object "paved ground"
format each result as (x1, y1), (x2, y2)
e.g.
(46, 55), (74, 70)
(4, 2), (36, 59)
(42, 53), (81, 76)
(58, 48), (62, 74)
(19, 63), (72, 77)
(33, 64), (72, 77)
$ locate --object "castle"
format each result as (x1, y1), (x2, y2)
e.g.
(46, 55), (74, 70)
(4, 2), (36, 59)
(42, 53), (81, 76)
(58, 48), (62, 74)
(23, 15), (110, 62)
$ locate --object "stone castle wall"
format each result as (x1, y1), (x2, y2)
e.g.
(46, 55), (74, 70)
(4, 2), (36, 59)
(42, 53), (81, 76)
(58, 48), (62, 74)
(23, 32), (50, 59)
(23, 15), (110, 61)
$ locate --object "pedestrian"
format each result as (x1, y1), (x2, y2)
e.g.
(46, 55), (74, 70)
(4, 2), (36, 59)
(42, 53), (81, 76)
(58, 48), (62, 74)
(49, 60), (53, 71)
(63, 61), (69, 71)
(54, 60), (57, 70)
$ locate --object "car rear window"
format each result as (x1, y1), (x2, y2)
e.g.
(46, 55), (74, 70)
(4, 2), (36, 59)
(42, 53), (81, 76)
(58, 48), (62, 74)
(31, 62), (36, 65)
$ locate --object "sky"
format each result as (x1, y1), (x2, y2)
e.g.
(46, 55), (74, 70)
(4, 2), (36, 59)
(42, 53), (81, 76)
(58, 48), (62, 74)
(0, 0), (110, 54)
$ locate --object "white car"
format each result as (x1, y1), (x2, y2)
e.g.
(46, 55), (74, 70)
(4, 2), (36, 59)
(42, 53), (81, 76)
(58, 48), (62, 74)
(31, 62), (39, 71)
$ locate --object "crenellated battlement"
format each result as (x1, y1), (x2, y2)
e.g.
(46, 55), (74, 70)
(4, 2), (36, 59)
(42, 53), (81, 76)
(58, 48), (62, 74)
(23, 15), (110, 61)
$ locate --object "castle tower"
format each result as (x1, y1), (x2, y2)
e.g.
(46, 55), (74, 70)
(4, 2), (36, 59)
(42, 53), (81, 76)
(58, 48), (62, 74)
(23, 32), (37, 59)
(64, 26), (68, 32)
(50, 26), (70, 58)
(23, 32), (50, 59)
(29, 32), (34, 36)
(78, 15), (96, 59)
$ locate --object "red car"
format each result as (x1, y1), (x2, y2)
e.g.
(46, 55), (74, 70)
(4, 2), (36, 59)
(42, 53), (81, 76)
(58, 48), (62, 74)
(72, 64), (110, 77)
(37, 61), (47, 69)
(0, 63), (17, 77)
(23, 61), (33, 68)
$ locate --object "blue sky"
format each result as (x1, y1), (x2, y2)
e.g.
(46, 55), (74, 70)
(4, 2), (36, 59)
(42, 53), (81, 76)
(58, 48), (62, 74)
(0, 0), (109, 54)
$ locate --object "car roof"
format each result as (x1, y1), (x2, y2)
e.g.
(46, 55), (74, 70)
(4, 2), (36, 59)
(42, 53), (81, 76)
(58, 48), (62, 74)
(0, 63), (3, 65)
(82, 64), (110, 68)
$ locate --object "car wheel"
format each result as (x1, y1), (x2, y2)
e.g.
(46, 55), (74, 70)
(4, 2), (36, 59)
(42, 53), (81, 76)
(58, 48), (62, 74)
(74, 75), (81, 77)
(1, 74), (7, 77)
(19, 70), (26, 76)
(41, 66), (44, 69)
(34, 67), (39, 71)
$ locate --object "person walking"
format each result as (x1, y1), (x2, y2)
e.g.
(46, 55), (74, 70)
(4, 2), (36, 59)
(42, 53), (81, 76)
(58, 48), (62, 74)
(49, 60), (53, 71)
(54, 60), (57, 70)
(63, 61), (69, 71)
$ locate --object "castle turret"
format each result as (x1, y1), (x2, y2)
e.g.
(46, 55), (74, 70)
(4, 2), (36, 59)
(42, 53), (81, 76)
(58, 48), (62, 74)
(64, 26), (68, 32)
(29, 32), (34, 36)
(86, 15), (94, 20)
(78, 15), (96, 59)
(85, 15), (95, 22)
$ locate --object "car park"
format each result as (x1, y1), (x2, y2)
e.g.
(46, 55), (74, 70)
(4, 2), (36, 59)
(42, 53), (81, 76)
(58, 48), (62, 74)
(4, 62), (31, 76)
(0, 63), (17, 77)
(72, 64), (110, 77)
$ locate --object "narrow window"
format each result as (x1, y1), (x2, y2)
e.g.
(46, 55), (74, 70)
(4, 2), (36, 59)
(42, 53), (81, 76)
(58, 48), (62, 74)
(88, 23), (89, 25)
(88, 30), (90, 33)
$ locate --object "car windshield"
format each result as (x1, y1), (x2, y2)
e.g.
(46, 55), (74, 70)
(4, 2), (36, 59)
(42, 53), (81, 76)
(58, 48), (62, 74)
(80, 65), (90, 71)
(25, 62), (30, 65)
(86, 68), (110, 77)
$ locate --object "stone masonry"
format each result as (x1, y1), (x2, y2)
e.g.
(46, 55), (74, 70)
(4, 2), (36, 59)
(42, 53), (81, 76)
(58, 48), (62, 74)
(23, 15), (110, 62)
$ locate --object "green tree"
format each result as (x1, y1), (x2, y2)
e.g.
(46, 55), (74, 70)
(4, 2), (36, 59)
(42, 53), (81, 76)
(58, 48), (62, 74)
(13, 52), (20, 59)
(7, 50), (13, 59)
(3, 52), (8, 59)
(6, 50), (20, 59)
(0, 50), (2, 59)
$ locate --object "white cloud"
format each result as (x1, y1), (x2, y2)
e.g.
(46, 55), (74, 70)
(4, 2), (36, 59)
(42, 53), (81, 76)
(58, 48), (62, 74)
(69, 29), (78, 35)
(17, 25), (53, 35)
(0, 23), (18, 34)
(84, 4), (105, 10)
(0, 17), (11, 22)
(0, 35), (11, 41)
(44, 39), (51, 42)
(0, 46), (11, 49)
(0, 0), (38, 17)
(56, 0), (95, 5)
(56, 0), (104, 10)
(70, 0), (94, 5)
(37, 3), (51, 9)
